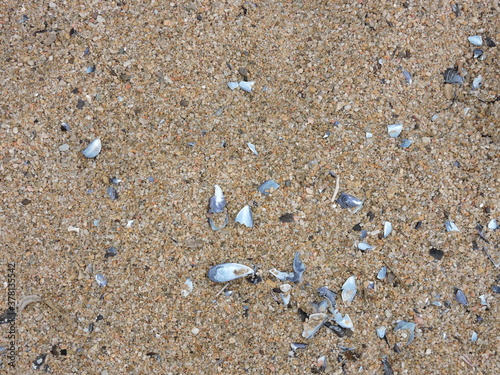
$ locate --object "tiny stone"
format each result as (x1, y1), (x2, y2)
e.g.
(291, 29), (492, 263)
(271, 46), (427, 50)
(59, 144), (70, 152)
(180, 99), (189, 107)
(191, 327), (200, 335)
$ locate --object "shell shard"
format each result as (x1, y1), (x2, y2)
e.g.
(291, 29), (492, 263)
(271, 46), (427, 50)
(472, 75), (482, 90)
(382, 356), (394, 375)
(227, 82), (239, 90)
(341, 276), (357, 302)
(383, 221), (393, 238)
(394, 320), (416, 345)
(288, 252), (305, 282)
(207, 263), (254, 283)
(239, 81), (254, 92)
(181, 278), (194, 297)
(209, 185), (226, 214)
(235, 205), (253, 227)
(107, 186), (118, 200)
(402, 70), (412, 84)
(95, 274), (107, 287)
(337, 193), (363, 211)
(455, 288), (468, 305)
(387, 123), (403, 138)
(257, 180), (280, 195)
(357, 242), (373, 251)
(302, 313), (327, 339)
(468, 35), (483, 46)
(473, 49), (483, 59)
(376, 326), (387, 339)
(82, 138), (101, 158)
(445, 220), (460, 232)
(318, 287), (337, 311)
(488, 219), (498, 230)
(247, 142), (258, 155)
(269, 268), (294, 281)
(400, 139), (413, 148)
(443, 68), (464, 84)
(471, 331), (478, 342)
(334, 311), (353, 330)
(280, 283), (292, 306)
(377, 266), (387, 280)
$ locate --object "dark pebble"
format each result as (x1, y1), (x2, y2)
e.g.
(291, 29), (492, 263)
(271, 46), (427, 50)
(105, 246), (117, 258)
(180, 99), (189, 107)
(77, 99), (85, 109)
(61, 122), (71, 131)
(21, 198), (31, 205)
(485, 36), (496, 47)
(429, 248), (444, 260)
(279, 213), (295, 223)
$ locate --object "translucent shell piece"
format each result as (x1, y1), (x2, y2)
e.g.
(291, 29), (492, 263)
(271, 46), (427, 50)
(334, 311), (353, 330)
(341, 276), (357, 302)
(337, 193), (363, 212)
(387, 124), (403, 138)
(472, 75), (482, 90)
(95, 274), (107, 287)
(357, 242), (373, 251)
(468, 35), (483, 46)
(443, 68), (464, 84)
(235, 205), (253, 227)
(239, 81), (255, 92)
(302, 313), (327, 339)
(257, 180), (279, 195)
(376, 326), (387, 338)
(394, 320), (416, 345)
(445, 220), (460, 232)
(383, 221), (393, 238)
(400, 139), (413, 148)
(207, 263), (254, 283)
(209, 185), (226, 214)
(377, 266), (387, 280)
(402, 70), (412, 84)
(227, 82), (239, 90)
(82, 138), (101, 158)
(247, 142), (258, 155)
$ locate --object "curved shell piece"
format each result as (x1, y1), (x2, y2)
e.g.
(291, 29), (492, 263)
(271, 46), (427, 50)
(247, 142), (258, 155)
(400, 139), (413, 148)
(257, 180), (280, 195)
(235, 205), (253, 227)
(227, 82), (239, 90)
(207, 263), (254, 283)
(376, 326), (387, 338)
(377, 266), (387, 280)
(334, 310), (354, 330)
(445, 220), (460, 232)
(302, 313), (327, 339)
(443, 68), (464, 84)
(341, 276), (357, 302)
(383, 221), (393, 238)
(387, 124), (403, 138)
(82, 138), (102, 158)
(472, 75), (482, 90)
(468, 35), (483, 46)
(337, 193), (363, 210)
(394, 320), (416, 345)
(239, 81), (254, 92)
(95, 273), (107, 287)
(209, 185), (226, 214)
(357, 242), (373, 251)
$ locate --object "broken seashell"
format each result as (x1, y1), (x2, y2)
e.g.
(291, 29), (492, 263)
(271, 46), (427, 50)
(269, 268), (294, 281)
(341, 276), (357, 302)
(181, 278), (193, 297)
(387, 124), (403, 138)
(334, 310), (353, 330)
(472, 75), (482, 90)
(394, 320), (416, 345)
(288, 252), (305, 283)
(110, 177), (121, 184)
(209, 185), (226, 214)
(400, 139), (413, 148)
(377, 266), (387, 280)
(383, 221), (393, 238)
(208, 214), (229, 231)
(357, 242), (373, 251)
(443, 68), (464, 84)
(382, 356), (394, 375)
(315, 356), (327, 372)
(227, 82), (239, 90)
(235, 205), (253, 227)
(376, 326), (387, 339)
(337, 193), (363, 212)
(280, 284), (292, 306)
(302, 313), (327, 339)
(488, 219), (498, 230)
(247, 142), (258, 155)
(257, 180), (279, 195)
(207, 263), (254, 283)
(473, 49), (483, 59)
(318, 287), (336, 311)
(95, 274), (107, 287)
(239, 81), (254, 92)
(468, 35), (483, 46)
(61, 122), (70, 131)
(471, 331), (478, 342)
(107, 186), (118, 200)
(445, 220), (460, 232)
(402, 70), (412, 84)
(454, 287), (468, 305)
(82, 138), (102, 158)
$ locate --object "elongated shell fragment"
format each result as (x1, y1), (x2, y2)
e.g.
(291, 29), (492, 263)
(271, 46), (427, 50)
(209, 185), (226, 214)
(257, 180), (280, 195)
(82, 138), (102, 158)
(302, 313), (327, 339)
(208, 263), (254, 283)
(235, 205), (253, 227)
(341, 276), (357, 302)
(337, 193), (363, 210)
(239, 81), (254, 92)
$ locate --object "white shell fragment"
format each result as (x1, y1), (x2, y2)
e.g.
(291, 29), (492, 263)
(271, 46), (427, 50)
(68, 225), (80, 233)
(341, 276), (357, 303)
(337, 193), (363, 212)
(357, 242), (373, 251)
(376, 326), (387, 339)
(257, 180), (280, 195)
(82, 138), (102, 158)
(377, 266), (387, 280)
(471, 331), (478, 342)
(269, 268), (294, 281)
(302, 313), (327, 339)
(472, 75), (482, 90)
(235, 205), (253, 227)
(400, 139), (413, 148)
(387, 124), (403, 138)
(318, 287), (337, 311)
(209, 185), (226, 214)
(239, 81), (254, 92)
(95, 274), (107, 287)
(394, 320), (416, 345)
(488, 219), (498, 230)
(383, 221), (393, 238)
(227, 82), (239, 90)
(289, 252), (306, 283)
(445, 220), (460, 232)
(455, 288), (468, 305)
(247, 142), (258, 155)
(181, 278), (193, 297)
(280, 284), (292, 306)
(207, 263), (254, 283)
(402, 70), (412, 84)
(443, 68), (464, 84)
(334, 311), (354, 330)
(468, 35), (483, 46)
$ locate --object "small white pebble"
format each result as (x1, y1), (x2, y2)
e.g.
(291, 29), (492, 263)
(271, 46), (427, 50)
(191, 327), (199, 335)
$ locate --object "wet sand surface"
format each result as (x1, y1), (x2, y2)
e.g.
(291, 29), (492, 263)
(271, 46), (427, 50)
(1, 1), (499, 374)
